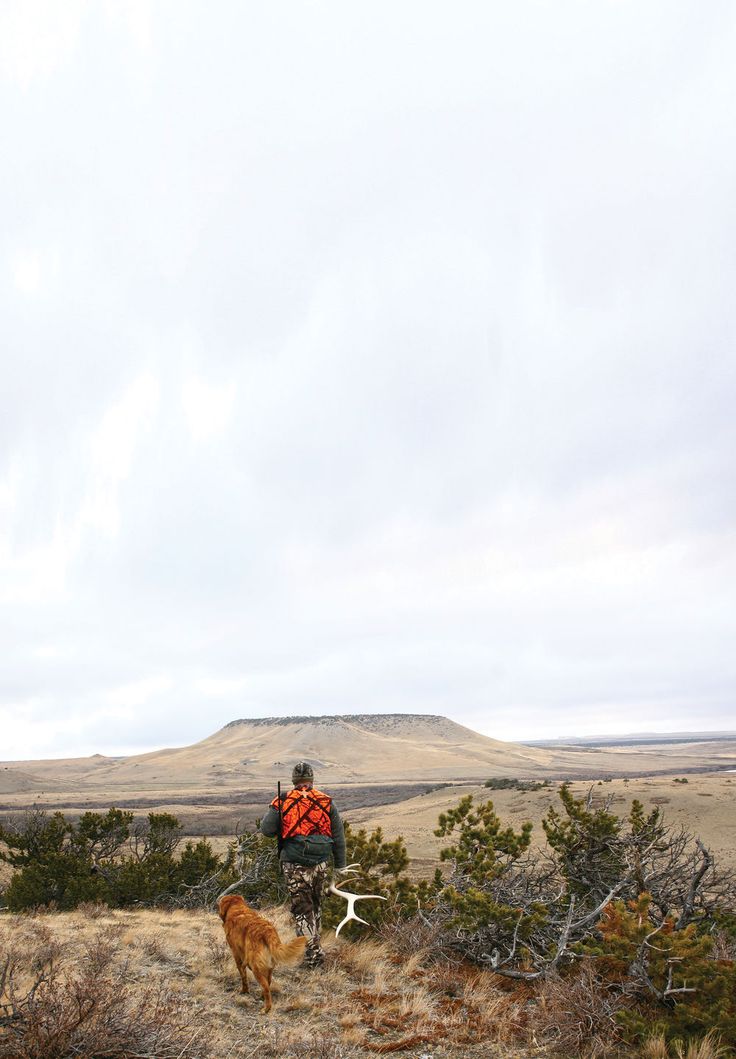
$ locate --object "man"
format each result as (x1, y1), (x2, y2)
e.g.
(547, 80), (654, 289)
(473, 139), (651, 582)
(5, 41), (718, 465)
(260, 761), (347, 968)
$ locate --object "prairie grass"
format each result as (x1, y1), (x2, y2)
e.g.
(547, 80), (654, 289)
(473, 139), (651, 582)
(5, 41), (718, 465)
(0, 906), (729, 1058)
(533, 961), (626, 1058)
(402, 947), (429, 976)
(0, 906), (526, 1057)
(642, 1032), (728, 1059)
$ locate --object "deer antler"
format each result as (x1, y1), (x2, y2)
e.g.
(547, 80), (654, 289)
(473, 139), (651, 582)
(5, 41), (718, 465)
(328, 864), (386, 936)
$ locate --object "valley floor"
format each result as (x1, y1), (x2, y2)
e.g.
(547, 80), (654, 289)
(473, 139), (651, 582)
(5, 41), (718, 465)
(353, 771), (736, 869)
(3, 771), (736, 866)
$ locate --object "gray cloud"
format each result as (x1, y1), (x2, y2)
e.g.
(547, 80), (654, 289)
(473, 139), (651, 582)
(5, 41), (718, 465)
(1, 1), (735, 758)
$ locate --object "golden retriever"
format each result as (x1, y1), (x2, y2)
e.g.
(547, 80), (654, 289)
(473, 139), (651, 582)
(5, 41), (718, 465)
(217, 894), (307, 1013)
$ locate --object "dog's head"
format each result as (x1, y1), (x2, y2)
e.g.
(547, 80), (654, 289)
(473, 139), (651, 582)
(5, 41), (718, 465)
(217, 893), (247, 922)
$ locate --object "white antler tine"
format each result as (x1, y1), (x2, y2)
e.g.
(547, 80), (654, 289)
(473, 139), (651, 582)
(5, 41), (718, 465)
(335, 911), (372, 936)
(329, 873), (387, 937)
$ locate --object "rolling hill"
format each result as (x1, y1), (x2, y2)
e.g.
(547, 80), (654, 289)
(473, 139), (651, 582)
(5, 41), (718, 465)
(3, 714), (736, 805)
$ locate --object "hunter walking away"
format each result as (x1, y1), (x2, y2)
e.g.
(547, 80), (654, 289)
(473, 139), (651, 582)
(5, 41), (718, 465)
(260, 761), (347, 968)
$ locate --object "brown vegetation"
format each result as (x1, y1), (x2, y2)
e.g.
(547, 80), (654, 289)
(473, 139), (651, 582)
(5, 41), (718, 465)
(1, 904), (731, 1058)
(0, 906), (530, 1058)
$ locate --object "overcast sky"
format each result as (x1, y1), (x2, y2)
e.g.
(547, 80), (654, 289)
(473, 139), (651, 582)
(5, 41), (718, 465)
(2, 1), (735, 760)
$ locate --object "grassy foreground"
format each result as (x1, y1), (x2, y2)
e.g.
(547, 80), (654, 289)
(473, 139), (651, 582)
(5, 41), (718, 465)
(0, 904), (540, 1058)
(1, 905), (731, 1058)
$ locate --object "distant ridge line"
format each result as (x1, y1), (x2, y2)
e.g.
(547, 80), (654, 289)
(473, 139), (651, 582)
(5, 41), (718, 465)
(223, 713), (448, 729)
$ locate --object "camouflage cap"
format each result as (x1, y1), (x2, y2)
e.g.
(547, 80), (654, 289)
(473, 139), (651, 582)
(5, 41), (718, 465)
(292, 761), (314, 785)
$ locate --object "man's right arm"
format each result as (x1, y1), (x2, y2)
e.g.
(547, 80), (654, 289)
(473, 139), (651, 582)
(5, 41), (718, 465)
(260, 804), (280, 837)
(329, 804), (347, 869)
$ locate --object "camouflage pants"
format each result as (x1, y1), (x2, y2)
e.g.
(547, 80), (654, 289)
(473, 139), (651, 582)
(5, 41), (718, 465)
(281, 861), (329, 967)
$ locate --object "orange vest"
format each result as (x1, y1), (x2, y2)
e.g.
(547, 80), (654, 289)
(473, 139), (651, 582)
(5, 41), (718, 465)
(272, 787), (333, 839)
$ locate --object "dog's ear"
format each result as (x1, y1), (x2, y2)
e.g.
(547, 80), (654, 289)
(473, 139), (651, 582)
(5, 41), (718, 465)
(218, 894), (244, 920)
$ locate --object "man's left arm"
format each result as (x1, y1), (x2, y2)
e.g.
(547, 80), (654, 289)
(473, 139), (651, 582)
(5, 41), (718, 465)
(260, 804), (280, 838)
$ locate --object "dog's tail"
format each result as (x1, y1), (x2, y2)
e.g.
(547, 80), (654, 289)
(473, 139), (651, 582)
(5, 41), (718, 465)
(272, 935), (308, 966)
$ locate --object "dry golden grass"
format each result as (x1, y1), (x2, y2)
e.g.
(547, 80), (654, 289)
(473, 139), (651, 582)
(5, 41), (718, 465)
(642, 1031), (728, 1059)
(347, 772), (736, 870)
(2, 906), (732, 1058)
(0, 905), (545, 1058)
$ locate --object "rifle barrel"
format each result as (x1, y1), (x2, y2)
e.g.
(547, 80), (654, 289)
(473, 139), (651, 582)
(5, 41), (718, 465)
(277, 781), (283, 860)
